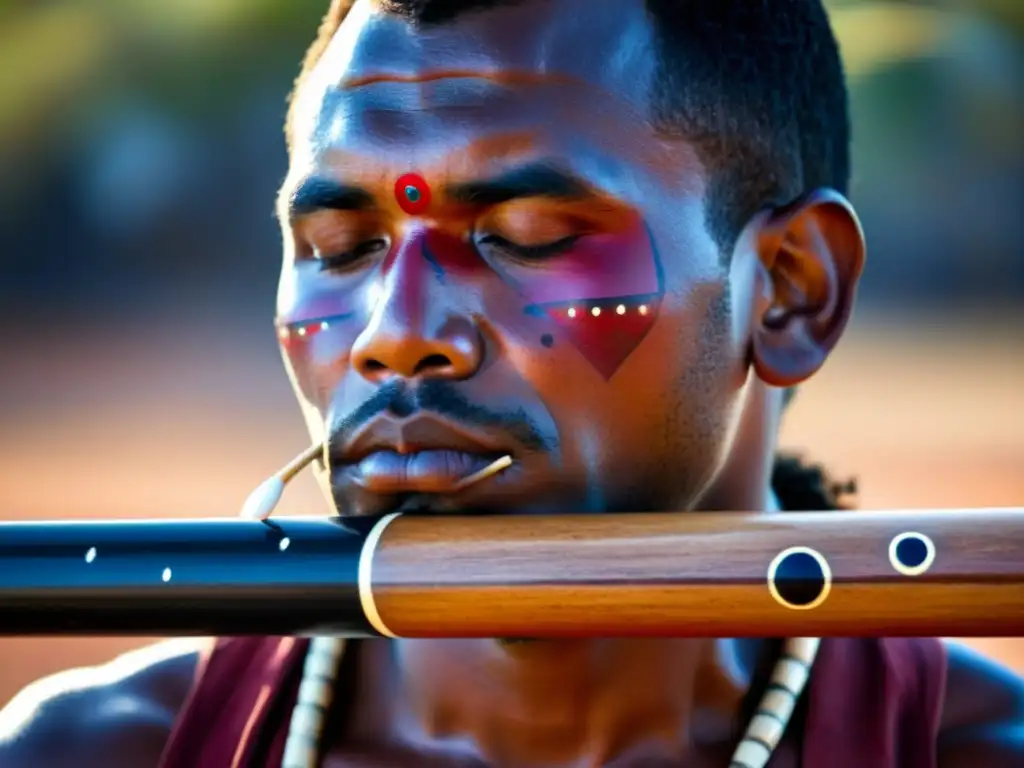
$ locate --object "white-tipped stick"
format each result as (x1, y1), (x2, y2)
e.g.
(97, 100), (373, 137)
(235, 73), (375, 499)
(240, 476), (286, 520)
(280, 442), (326, 484)
(241, 448), (509, 520)
(240, 443), (323, 520)
(451, 455), (513, 493)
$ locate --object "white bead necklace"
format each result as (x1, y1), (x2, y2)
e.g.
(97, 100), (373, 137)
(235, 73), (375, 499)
(281, 636), (820, 768)
(243, 450), (821, 767)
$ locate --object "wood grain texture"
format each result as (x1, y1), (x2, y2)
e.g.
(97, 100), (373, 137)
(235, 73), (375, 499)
(372, 509), (1024, 637)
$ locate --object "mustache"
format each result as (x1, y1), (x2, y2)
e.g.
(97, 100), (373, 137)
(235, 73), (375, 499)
(327, 379), (552, 454)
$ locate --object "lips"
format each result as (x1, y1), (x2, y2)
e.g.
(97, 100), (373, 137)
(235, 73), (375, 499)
(348, 449), (502, 493)
(333, 414), (508, 495)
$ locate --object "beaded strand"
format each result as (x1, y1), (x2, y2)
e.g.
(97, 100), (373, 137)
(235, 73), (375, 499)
(281, 636), (820, 767)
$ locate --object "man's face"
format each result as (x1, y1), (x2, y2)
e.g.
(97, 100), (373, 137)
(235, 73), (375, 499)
(278, 0), (756, 517)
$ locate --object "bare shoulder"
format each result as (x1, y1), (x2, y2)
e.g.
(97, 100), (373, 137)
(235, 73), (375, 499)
(0, 638), (209, 768)
(939, 641), (1024, 767)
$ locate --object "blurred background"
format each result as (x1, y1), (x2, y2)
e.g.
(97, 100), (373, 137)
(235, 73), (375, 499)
(0, 0), (1021, 707)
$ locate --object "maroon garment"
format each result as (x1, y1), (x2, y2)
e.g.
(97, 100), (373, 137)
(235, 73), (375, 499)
(801, 638), (947, 768)
(159, 637), (947, 768)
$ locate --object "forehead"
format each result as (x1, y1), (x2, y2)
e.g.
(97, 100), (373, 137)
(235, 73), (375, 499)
(287, 0), (676, 185)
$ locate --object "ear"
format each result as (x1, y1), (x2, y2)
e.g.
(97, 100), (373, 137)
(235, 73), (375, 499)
(749, 189), (865, 388)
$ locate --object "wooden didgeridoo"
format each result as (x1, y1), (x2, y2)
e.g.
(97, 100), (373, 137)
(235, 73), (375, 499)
(0, 508), (1021, 637)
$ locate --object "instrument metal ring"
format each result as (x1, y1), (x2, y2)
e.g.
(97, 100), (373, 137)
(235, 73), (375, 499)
(358, 512), (402, 638)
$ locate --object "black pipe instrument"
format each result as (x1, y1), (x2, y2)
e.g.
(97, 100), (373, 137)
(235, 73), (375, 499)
(1, 509), (1023, 638)
(0, 517), (378, 636)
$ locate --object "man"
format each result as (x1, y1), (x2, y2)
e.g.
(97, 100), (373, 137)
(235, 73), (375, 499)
(1, 0), (1022, 765)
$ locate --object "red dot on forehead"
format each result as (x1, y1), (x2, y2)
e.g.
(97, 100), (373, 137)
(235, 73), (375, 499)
(394, 173), (432, 215)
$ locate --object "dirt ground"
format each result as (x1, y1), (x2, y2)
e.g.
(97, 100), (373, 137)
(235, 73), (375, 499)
(1, 315), (1021, 707)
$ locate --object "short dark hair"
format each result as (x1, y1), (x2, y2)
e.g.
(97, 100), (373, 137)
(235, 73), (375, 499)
(286, 0), (850, 254)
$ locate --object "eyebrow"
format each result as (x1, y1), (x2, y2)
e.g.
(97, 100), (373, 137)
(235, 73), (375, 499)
(283, 177), (376, 222)
(444, 162), (593, 206)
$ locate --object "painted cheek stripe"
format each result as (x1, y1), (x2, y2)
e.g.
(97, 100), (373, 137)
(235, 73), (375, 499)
(278, 314), (353, 347)
(511, 221), (665, 379)
(277, 292), (359, 349)
(537, 294), (662, 380)
(278, 228), (483, 353)
(279, 171), (664, 381)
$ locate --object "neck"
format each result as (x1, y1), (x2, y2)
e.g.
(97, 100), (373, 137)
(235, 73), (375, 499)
(345, 636), (767, 766)
(342, 484), (781, 766)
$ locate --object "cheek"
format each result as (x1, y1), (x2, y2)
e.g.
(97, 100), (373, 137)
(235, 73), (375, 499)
(275, 268), (374, 405)
(274, 230), (498, 404)
(274, 218), (688, 404)
(505, 279), (742, 504)
(617, 283), (746, 505)
(656, 282), (749, 466)
(497, 217), (664, 380)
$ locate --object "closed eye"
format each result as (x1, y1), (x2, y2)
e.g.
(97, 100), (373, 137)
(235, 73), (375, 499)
(315, 238), (390, 271)
(475, 233), (580, 261)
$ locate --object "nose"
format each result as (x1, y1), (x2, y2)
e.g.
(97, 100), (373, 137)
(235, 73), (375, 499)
(350, 234), (484, 382)
(352, 315), (483, 381)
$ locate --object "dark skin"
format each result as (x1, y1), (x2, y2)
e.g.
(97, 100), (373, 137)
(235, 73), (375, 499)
(1, 1), (1022, 765)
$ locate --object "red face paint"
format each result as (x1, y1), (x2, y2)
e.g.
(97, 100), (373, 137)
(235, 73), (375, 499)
(277, 227), (487, 374)
(276, 272), (365, 377)
(279, 175), (661, 381)
(495, 216), (663, 379)
(380, 228), (484, 278)
(394, 173), (432, 215)
(375, 228), (488, 334)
